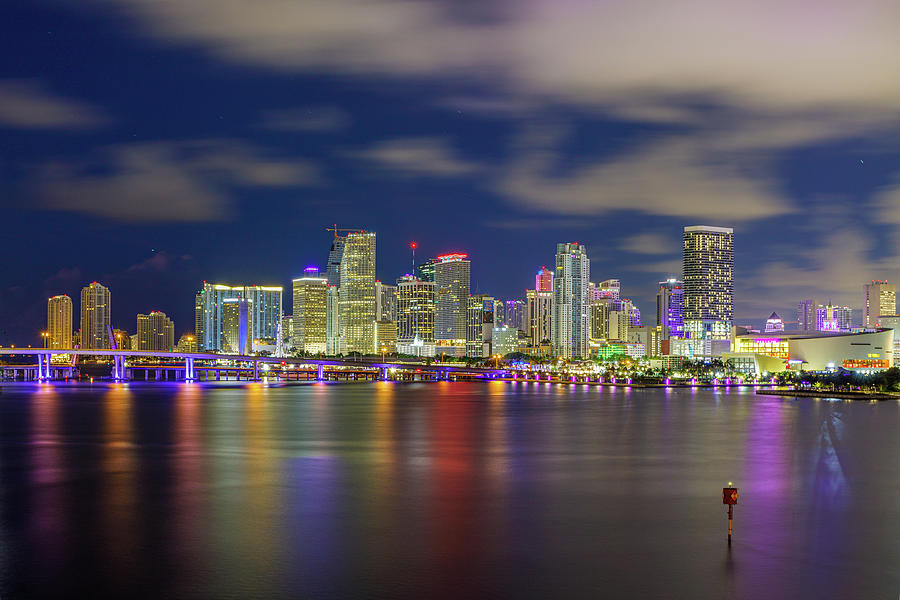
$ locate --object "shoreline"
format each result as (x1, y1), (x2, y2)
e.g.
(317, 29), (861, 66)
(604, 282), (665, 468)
(755, 388), (899, 401)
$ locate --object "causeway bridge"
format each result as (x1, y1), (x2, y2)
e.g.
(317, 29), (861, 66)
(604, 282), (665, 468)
(0, 348), (513, 383)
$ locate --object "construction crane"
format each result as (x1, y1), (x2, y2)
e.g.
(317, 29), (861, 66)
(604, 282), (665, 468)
(325, 224), (365, 238)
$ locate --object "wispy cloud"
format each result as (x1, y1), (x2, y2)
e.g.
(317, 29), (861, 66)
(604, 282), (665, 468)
(345, 137), (479, 178)
(0, 79), (109, 130)
(35, 140), (321, 222)
(97, 0), (900, 116)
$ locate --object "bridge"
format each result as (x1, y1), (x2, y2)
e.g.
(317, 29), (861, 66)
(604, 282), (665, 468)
(0, 348), (512, 383)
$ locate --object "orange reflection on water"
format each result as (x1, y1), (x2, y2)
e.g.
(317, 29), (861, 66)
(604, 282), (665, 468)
(242, 384), (283, 579)
(101, 384), (137, 581)
(172, 384), (205, 568)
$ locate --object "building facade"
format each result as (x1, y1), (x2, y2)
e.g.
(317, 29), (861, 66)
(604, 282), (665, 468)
(221, 297), (252, 354)
(466, 294), (495, 358)
(434, 253), (470, 342)
(80, 281), (111, 350)
(47, 294), (73, 349)
(798, 299), (817, 332)
(552, 243), (590, 359)
(195, 282), (283, 352)
(656, 279), (684, 340)
(525, 289), (552, 346)
(375, 281), (398, 321)
(863, 280), (896, 328)
(397, 275), (436, 345)
(292, 272), (328, 354)
(536, 266), (553, 292)
(136, 311), (175, 352)
(683, 225), (734, 344)
(338, 231), (377, 354)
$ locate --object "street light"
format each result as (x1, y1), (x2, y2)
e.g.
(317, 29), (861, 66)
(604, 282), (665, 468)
(41, 331), (49, 348)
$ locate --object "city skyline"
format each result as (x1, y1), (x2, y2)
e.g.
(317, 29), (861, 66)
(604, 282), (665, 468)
(7, 223), (900, 348)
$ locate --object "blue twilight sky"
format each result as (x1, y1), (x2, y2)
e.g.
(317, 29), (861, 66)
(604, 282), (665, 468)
(2, 0), (900, 344)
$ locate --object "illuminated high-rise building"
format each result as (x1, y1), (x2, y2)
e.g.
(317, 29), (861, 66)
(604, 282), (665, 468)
(798, 299), (817, 332)
(113, 328), (131, 350)
(326, 236), (345, 287)
(397, 275), (435, 344)
(80, 281), (111, 350)
(656, 279), (684, 340)
(434, 253), (470, 342)
(292, 270), (328, 354)
(525, 289), (552, 346)
(375, 281), (398, 321)
(281, 314), (294, 348)
(194, 291), (205, 350)
(467, 294), (495, 358)
(338, 231), (377, 354)
(374, 320), (398, 353)
(325, 285), (340, 355)
(47, 294), (73, 349)
(503, 299), (524, 330)
(195, 282), (282, 352)
(863, 280), (896, 327)
(137, 311), (175, 352)
(221, 297), (252, 354)
(552, 243), (590, 359)
(536, 266), (553, 292)
(682, 226), (734, 342)
(418, 258), (436, 283)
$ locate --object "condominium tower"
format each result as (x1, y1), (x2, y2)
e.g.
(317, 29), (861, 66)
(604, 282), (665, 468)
(552, 243), (590, 359)
(137, 311), (175, 351)
(683, 226), (734, 341)
(80, 281), (111, 350)
(47, 294), (73, 349)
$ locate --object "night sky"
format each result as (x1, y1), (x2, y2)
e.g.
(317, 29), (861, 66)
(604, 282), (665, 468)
(3, 0), (900, 345)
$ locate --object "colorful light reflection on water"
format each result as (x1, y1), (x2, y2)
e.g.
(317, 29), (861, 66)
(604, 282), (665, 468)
(0, 381), (897, 599)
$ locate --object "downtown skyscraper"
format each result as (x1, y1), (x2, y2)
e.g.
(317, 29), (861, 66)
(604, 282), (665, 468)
(682, 226), (734, 342)
(80, 281), (111, 350)
(656, 278), (684, 340)
(552, 243), (590, 359)
(292, 267), (328, 354)
(338, 231), (377, 354)
(434, 253), (470, 342)
(195, 283), (283, 352)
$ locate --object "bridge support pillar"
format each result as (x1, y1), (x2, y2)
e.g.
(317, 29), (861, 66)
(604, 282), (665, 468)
(381, 367), (389, 380)
(110, 355), (125, 381)
(37, 353), (50, 381)
(317, 365), (324, 381)
(185, 357), (196, 381)
(253, 361), (259, 382)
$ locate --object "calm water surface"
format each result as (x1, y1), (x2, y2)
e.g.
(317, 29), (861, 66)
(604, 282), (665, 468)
(0, 381), (897, 599)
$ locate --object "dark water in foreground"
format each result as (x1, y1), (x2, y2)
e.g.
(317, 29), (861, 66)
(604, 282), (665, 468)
(0, 381), (897, 599)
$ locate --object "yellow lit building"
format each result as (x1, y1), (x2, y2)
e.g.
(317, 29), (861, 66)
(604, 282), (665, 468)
(137, 311), (175, 352)
(80, 281), (111, 349)
(292, 273), (328, 354)
(338, 231), (377, 354)
(47, 294), (73, 349)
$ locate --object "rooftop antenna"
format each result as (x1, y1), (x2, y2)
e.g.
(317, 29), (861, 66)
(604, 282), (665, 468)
(410, 241), (417, 276)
